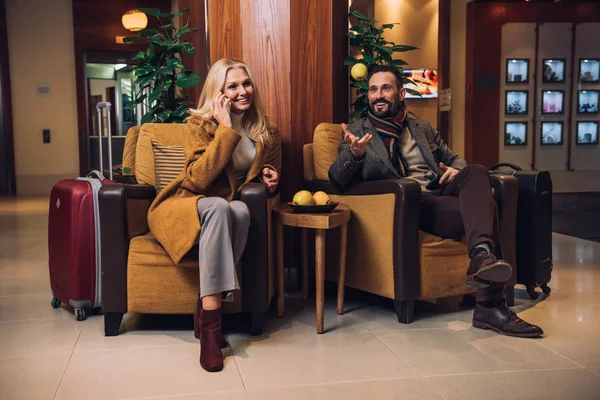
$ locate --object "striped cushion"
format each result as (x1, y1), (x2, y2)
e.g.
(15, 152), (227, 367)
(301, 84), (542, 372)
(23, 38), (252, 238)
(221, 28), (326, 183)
(151, 139), (186, 192)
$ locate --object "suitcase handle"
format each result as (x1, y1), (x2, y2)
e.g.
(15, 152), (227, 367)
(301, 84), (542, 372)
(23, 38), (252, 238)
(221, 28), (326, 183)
(489, 162), (522, 171)
(96, 102), (113, 180)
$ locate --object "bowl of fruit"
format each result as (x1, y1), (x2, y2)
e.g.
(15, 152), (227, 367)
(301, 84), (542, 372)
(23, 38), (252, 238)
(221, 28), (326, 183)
(288, 190), (339, 213)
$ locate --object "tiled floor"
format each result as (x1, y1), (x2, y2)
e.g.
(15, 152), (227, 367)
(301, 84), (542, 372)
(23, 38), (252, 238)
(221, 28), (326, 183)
(1, 197), (600, 399)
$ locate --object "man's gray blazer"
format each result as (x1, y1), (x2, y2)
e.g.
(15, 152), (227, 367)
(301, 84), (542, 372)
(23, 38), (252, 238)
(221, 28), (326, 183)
(328, 118), (468, 190)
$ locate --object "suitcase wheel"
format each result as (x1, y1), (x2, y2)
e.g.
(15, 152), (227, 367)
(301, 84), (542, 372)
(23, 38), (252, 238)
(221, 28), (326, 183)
(541, 284), (551, 295)
(51, 297), (61, 309)
(75, 308), (87, 321)
(526, 284), (539, 300)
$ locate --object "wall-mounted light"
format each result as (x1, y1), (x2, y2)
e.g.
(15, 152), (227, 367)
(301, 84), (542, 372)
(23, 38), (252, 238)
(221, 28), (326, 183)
(122, 9), (148, 32)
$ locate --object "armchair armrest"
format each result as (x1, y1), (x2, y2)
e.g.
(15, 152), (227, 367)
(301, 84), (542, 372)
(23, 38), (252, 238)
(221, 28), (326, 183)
(489, 174), (518, 283)
(304, 179), (422, 301)
(99, 184), (156, 325)
(239, 183), (271, 313)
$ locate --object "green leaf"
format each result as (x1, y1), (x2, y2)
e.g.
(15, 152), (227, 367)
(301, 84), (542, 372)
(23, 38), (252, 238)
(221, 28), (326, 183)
(132, 94), (147, 105)
(374, 44), (393, 55)
(176, 71), (202, 88)
(139, 28), (158, 37)
(156, 110), (172, 122)
(135, 74), (155, 86)
(149, 89), (163, 103)
(135, 65), (154, 76)
(405, 88), (421, 97)
(354, 80), (368, 91)
(159, 12), (175, 19)
(173, 104), (188, 118)
(364, 54), (376, 64)
(141, 112), (155, 124)
(160, 79), (173, 92)
(382, 23), (396, 29)
(181, 42), (196, 56)
(136, 8), (160, 17)
(159, 24), (174, 30)
(393, 44), (419, 52)
(123, 35), (140, 44)
(173, 12), (183, 17)
(148, 37), (165, 46)
(180, 6), (190, 12)
(349, 10), (369, 21)
(177, 27), (193, 37)
(167, 57), (184, 70)
(146, 45), (154, 58)
(392, 58), (408, 66)
(344, 57), (358, 66)
(132, 51), (146, 61)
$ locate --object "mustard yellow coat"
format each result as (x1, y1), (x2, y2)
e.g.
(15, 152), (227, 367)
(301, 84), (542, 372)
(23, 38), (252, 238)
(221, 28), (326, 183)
(148, 120), (281, 265)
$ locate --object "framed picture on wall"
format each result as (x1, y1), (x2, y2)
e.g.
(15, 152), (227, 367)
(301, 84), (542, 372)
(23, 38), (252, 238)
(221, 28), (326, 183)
(579, 59), (600, 83)
(506, 91), (528, 115)
(542, 90), (564, 114)
(506, 59), (529, 84)
(577, 121), (599, 145)
(542, 59), (566, 83)
(504, 122), (527, 146)
(541, 121), (563, 145)
(577, 90), (599, 114)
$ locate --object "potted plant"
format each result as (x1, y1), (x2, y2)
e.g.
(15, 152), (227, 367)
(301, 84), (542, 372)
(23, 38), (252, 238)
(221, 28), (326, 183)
(345, 10), (419, 119)
(124, 6), (203, 124)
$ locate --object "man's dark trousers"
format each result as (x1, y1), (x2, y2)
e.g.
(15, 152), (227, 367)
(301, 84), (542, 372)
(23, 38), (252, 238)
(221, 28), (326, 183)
(419, 164), (506, 302)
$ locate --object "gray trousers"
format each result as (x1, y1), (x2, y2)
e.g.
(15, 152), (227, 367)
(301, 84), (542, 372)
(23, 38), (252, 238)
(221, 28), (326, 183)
(196, 197), (250, 300)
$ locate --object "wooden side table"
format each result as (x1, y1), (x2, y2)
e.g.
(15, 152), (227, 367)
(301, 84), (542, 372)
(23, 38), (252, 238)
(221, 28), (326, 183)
(273, 203), (351, 334)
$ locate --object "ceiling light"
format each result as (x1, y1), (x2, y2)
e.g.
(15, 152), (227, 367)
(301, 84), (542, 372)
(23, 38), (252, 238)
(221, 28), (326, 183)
(122, 9), (148, 32)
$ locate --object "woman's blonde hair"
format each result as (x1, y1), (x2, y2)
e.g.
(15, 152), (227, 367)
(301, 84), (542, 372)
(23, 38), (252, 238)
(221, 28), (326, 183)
(186, 58), (272, 145)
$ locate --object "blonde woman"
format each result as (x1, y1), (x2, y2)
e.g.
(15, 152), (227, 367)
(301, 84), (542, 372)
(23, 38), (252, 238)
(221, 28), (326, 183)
(148, 58), (281, 372)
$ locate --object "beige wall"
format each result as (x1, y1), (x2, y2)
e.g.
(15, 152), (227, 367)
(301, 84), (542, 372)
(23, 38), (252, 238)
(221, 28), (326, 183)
(6, 0), (79, 195)
(375, 0), (439, 127)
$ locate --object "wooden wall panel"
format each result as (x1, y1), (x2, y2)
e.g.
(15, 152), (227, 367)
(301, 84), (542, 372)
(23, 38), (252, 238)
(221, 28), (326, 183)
(208, 0), (242, 62)
(240, 0), (292, 197)
(290, 0), (333, 196)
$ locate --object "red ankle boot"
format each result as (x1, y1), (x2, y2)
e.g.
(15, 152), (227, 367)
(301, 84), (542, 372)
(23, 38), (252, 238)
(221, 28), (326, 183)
(194, 300), (228, 348)
(199, 308), (224, 372)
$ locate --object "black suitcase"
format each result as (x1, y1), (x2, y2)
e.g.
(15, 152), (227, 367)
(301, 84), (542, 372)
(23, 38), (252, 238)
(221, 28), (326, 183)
(490, 163), (553, 299)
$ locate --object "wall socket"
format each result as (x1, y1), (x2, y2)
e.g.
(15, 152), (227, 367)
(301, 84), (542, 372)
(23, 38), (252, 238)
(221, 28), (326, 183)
(43, 129), (51, 144)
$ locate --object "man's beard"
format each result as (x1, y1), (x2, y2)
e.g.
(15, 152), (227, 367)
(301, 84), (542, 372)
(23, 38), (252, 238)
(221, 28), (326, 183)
(369, 98), (400, 118)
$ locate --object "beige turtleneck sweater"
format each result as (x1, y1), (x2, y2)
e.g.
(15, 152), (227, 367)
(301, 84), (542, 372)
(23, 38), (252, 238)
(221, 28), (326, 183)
(231, 112), (257, 188)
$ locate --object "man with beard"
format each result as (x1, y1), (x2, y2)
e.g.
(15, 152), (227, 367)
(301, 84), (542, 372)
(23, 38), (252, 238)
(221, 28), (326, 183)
(328, 65), (543, 338)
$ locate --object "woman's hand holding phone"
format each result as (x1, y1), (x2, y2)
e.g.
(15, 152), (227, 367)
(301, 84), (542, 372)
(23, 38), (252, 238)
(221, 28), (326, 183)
(213, 91), (232, 128)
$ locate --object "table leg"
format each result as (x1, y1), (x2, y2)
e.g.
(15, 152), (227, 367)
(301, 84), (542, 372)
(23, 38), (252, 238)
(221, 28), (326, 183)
(315, 228), (326, 334)
(337, 223), (348, 315)
(276, 219), (285, 317)
(302, 228), (309, 301)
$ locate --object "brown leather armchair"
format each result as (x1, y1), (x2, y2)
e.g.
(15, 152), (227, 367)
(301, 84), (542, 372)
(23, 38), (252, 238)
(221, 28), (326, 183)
(303, 123), (518, 323)
(98, 123), (278, 336)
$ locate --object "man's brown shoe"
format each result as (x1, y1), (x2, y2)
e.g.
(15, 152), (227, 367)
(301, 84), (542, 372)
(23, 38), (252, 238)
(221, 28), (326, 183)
(473, 301), (543, 338)
(466, 250), (512, 289)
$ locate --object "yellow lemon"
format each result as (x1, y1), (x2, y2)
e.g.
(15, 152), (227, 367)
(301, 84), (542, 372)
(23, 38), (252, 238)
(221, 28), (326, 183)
(293, 190), (314, 206)
(351, 63), (368, 81)
(312, 191), (330, 206)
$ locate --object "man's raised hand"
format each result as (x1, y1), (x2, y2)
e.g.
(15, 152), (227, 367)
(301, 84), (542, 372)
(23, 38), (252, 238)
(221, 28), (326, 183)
(342, 123), (373, 158)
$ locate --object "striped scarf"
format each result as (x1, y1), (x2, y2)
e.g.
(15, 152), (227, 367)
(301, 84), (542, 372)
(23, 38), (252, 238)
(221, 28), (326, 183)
(367, 106), (409, 176)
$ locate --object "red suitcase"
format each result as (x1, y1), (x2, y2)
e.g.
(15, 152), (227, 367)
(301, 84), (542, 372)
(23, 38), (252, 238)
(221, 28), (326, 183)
(48, 102), (114, 320)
